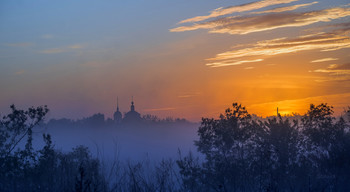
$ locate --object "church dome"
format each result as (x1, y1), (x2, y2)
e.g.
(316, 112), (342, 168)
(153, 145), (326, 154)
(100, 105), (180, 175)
(123, 98), (142, 124)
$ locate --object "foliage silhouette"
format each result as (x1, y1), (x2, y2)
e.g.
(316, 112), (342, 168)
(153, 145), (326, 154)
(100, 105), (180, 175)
(177, 103), (350, 191)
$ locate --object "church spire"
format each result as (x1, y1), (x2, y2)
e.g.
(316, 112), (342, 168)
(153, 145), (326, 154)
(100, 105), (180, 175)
(117, 97), (120, 112)
(131, 96), (135, 111)
(114, 96), (122, 124)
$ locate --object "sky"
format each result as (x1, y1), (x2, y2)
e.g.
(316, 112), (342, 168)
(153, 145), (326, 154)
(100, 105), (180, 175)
(1, 0), (350, 121)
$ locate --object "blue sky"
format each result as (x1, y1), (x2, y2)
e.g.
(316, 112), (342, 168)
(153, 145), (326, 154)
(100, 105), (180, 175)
(1, 0), (350, 121)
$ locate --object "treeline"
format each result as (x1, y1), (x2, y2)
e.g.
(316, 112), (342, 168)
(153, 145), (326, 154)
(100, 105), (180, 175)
(1, 103), (350, 191)
(47, 114), (189, 128)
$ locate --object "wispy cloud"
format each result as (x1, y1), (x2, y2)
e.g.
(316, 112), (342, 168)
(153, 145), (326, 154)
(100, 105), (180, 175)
(68, 44), (83, 49)
(40, 48), (65, 54)
(15, 70), (25, 75)
(312, 63), (350, 81)
(42, 34), (54, 39)
(178, 92), (201, 98)
(39, 44), (84, 54)
(178, 0), (299, 24)
(313, 68), (350, 75)
(245, 67), (255, 70)
(171, 7), (350, 35)
(327, 64), (339, 69)
(207, 59), (263, 68)
(252, 1), (318, 14)
(143, 107), (176, 112)
(5, 42), (32, 47)
(249, 92), (350, 115)
(315, 76), (350, 82)
(206, 28), (350, 67)
(311, 58), (339, 63)
(315, 63), (350, 71)
(178, 95), (194, 98)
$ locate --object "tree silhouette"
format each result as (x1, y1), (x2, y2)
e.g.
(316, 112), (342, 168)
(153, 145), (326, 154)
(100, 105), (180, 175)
(178, 102), (350, 191)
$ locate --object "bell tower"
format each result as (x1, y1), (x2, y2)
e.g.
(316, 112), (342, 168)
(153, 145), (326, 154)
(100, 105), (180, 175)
(130, 96), (135, 112)
(113, 97), (122, 124)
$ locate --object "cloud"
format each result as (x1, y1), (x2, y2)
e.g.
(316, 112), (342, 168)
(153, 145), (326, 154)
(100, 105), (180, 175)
(249, 92), (350, 115)
(171, 2), (350, 69)
(143, 107), (176, 112)
(42, 34), (54, 39)
(314, 63), (350, 72)
(252, 1), (318, 14)
(327, 64), (339, 69)
(206, 28), (350, 66)
(178, 0), (299, 24)
(312, 63), (350, 81)
(311, 58), (339, 63)
(245, 67), (255, 70)
(178, 92), (201, 98)
(5, 42), (32, 47)
(315, 76), (350, 82)
(206, 59), (263, 68)
(68, 44), (83, 49)
(171, 7), (350, 35)
(334, 63), (350, 70)
(178, 95), (193, 98)
(313, 68), (350, 75)
(39, 44), (84, 54)
(40, 48), (65, 54)
(15, 70), (25, 75)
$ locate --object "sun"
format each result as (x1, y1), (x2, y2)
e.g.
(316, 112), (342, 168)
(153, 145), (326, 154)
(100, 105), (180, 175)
(278, 110), (293, 116)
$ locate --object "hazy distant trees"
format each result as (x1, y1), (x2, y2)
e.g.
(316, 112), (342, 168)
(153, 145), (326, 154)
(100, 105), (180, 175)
(177, 103), (350, 191)
(142, 114), (188, 125)
(46, 113), (190, 129)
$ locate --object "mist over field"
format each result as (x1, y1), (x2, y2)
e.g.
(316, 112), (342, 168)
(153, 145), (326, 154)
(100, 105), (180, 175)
(34, 119), (199, 162)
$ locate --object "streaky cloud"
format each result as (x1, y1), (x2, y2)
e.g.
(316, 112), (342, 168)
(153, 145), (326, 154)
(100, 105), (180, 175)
(5, 42), (32, 47)
(39, 48), (65, 54)
(311, 58), (338, 63)
(143, 107), (176, 112)
(252, 1), (318, 14)
(313, 69), (350, 75)
(314, 63), (350, 71)
(327, 64), (339, 69)
(39, 44), (84, 54)
(312, 63), (350, 81)
(42, 34), (54, 39)
(249, 92), (350, 113)
(178, 94), (199, 98)
(178, 0), (299, 24)
(207, 28), (350, 64)
(315, 76), (350, 82)
(171, 7), (350, 35)
(15, 70), (25, 75)
(68, 44), (84, 49)
(206, 59), (263, 68)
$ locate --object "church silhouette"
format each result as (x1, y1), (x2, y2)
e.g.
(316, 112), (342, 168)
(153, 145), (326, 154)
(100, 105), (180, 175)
(113, 97), (142, 125)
